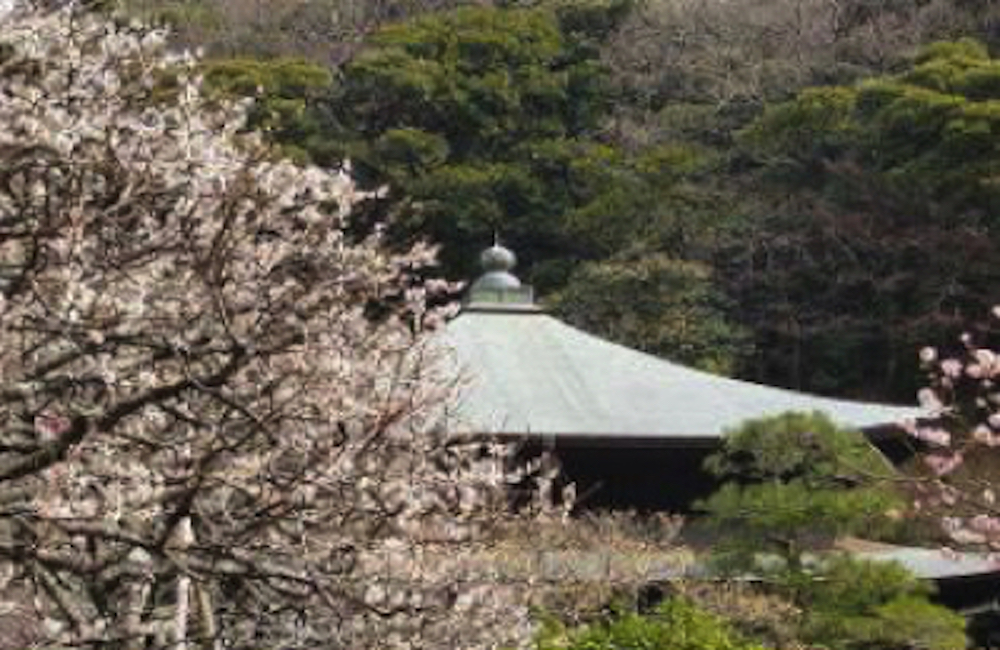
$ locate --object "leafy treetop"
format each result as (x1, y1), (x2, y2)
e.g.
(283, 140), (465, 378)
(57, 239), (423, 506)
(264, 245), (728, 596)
(698, 412), (902, 571)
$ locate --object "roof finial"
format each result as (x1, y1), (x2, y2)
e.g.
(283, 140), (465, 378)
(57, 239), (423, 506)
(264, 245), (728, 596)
(481, 238), (517, 274)
(464, 238), (536, 308)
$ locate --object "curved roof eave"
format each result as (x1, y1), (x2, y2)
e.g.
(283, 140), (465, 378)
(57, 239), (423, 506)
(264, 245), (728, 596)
(436, 310), (923, 440)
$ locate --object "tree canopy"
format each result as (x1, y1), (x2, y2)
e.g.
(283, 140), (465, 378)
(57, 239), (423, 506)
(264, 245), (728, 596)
(718, 39), (1000, 399)
(552, 254), (749, 373)
(323, 3), (659, 286)
(112, 0), (1000, 399)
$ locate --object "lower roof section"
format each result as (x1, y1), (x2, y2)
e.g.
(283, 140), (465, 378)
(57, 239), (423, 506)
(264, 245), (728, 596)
(437, 310), (922, 440)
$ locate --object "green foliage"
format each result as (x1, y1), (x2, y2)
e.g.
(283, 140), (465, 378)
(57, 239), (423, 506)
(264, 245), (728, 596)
(746, 38), (1000, 225)
(914, 38), (990, 67)
(551, 255), (749, 374)
(697, 413), (965, 650)
(704, 411), (892, 480)
(698, 412), (902, 570)
(720, 39), (1000, 400)
(203, 58), (332, 98)
(321, 3), (683, 286)
(114, 0), (223, 30)
(200, 57), (334, 164)
(717, 481), (858, 541)
(343, 7), (584, 147)
(534, 598), (764, 650)
(790, 554), (928, 613)
(546, 0), (635, 48)
(740, 86), (859, 164)
(789, 556), (966, 650)
(701, 481), (900, 572)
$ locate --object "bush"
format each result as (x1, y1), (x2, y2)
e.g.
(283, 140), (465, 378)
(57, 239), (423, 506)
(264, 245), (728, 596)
(789, 556), (966, 650)
(534, 598), (765, 650)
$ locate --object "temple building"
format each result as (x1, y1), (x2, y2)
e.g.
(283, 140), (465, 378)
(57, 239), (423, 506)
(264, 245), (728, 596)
(438, 243), (920, 511)
(438, 244), (1000, 636)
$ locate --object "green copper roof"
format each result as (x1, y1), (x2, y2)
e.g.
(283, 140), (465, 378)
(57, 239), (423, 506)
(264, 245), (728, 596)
(438, 244), (920, 440)
(439, 309), (919, 440)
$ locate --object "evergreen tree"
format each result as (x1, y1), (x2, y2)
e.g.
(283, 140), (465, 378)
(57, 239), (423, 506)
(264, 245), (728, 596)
(697, 412), (965, 650)
(324, 4), (672, 287)
(698, 411), (900, 571)
(720, 39), (1000, 400)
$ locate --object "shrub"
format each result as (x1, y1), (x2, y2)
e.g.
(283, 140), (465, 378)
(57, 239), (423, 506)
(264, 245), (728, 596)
(534, 598), (765, 650)
(790, 556), (966, 650)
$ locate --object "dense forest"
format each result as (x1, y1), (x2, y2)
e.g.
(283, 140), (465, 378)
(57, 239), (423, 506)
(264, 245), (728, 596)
(110, 0), (1000, 401)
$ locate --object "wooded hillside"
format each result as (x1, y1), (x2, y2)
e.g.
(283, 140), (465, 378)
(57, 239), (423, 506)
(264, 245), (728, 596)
(109, 0), (1000, 402)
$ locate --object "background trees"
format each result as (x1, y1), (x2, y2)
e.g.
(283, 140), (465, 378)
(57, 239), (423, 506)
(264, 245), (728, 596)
(551, 255), (749, 374)
(164, 0), (1000, 398)
(323, 3), (648, 287)
(101, 0), (473, 62)
(724, 39), (1000, 400)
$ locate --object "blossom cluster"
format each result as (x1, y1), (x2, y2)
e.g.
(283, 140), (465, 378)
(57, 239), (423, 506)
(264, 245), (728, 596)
(906, 308), (1000, 548)
(0, 3), (549, 648)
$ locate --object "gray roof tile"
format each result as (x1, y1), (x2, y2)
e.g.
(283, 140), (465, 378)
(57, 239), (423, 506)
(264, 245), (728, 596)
(439, 310), (920, 440)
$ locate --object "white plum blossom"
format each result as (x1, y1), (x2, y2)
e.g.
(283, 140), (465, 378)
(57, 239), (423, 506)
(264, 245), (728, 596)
(914, 427), (951, 447)
(940, 358), (964, 379)
(917, 387), (945, 412)
(0, 5), (547, 649)
(905, 307), (1000, 552)
(923, 452), (963, 477)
